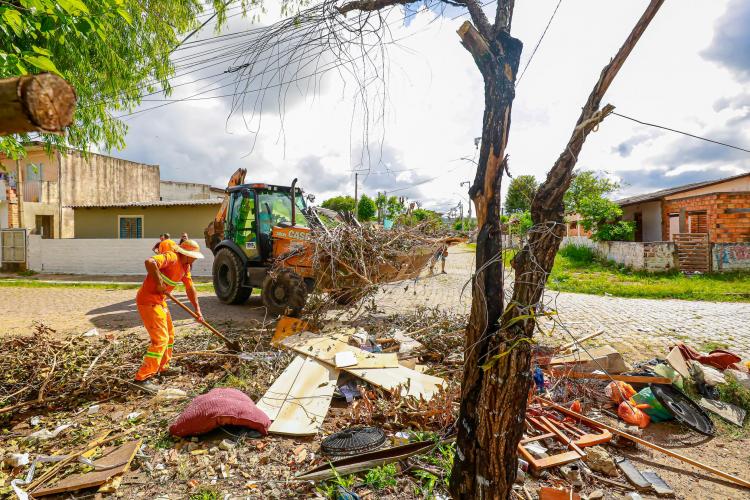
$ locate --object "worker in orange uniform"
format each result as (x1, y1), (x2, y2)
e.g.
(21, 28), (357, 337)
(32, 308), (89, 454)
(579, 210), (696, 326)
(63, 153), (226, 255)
(152, 233), (176, 254)
(134, 239), (205, 393)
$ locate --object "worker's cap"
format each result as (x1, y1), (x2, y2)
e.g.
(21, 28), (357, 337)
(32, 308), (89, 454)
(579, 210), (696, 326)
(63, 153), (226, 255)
(174, 239), (204, 259)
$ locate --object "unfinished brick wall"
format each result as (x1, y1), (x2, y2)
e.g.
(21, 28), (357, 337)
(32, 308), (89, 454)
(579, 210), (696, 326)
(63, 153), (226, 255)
(662, 192), (750, 243)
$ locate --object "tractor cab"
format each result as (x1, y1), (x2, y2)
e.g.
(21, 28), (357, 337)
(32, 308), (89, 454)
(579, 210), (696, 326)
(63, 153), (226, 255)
(225, 182), (310, 262)
(211, 179), (315, 315)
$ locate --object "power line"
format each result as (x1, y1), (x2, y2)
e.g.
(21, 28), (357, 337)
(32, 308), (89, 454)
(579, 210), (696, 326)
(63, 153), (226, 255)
(516, 0), (563, 85)
(612, 111), (750, 154)
(118, 3), (454, 119)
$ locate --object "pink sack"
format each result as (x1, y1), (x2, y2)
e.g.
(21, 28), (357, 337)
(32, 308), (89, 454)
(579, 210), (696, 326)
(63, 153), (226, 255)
(169, 388), (270, 437)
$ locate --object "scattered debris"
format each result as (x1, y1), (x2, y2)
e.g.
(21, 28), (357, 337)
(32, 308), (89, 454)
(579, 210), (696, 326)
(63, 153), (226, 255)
(169, 388), (271, 437)
(641, 470), (674, 497)
(698, 398), (747, 426)
(255, 355), (336, 436)
(649, 384), (714, 436)
(615, 457), (651, 490)
(538, 486), (581, 500)
(33, 439), (142, 497)
(321, 426), (386, 457)
(584, 446), (617, 477)
(548, 345), (629, 374)
(296, 440), (435, 481)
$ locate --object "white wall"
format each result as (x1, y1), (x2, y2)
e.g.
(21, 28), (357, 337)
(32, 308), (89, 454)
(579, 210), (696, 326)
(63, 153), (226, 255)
(621, 201), (662, 242)
(561, 236), (596, 249)
(26, 236), (214, 276)
(160, 180), (218, 201)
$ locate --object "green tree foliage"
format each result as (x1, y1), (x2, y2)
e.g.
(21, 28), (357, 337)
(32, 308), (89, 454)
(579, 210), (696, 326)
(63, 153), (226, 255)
(357, 194), (377, 221)
(398, 207), (441, 227)
(579, 197), (635, 241)
(508, 210), (533, 236)
(0, 0), (236, 159)
(385, 196), (405, 219)
(454, 218), (477, 231)
(375, 192), (388, 221)
(564, 170), (621, 214)
(320, 195), (356, 213)
(374, 194), (405, 221)
(504, 175), (538, 214)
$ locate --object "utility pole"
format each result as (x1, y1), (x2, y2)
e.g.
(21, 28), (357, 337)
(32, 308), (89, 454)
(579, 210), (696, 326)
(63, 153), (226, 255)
(461, 180), (473, 228)
(459, 200), (464, 230)
(354, 172), (358, 208)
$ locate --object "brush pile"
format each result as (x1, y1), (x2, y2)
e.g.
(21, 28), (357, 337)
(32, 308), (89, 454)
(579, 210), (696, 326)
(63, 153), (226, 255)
(275, 220), (466, 312)
(0, 322), (273, 417)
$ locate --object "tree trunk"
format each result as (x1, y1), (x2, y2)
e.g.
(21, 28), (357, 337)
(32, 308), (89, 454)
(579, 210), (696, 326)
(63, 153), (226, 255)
(0, 74), (76, 136)
(449, 21), (524, 499)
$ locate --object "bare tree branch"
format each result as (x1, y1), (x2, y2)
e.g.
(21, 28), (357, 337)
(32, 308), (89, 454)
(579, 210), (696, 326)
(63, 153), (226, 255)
(532, 0), (665, 217)
(338, 0), (418, 16)
(494, 0), (514, 33)
(463, 0), (493, 39)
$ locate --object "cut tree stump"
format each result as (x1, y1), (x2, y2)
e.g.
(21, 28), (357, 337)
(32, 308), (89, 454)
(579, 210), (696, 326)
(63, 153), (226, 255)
(0, 73), (76, 136)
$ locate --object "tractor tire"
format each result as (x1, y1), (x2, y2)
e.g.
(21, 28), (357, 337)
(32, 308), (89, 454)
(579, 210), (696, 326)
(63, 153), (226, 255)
(261, 269), (308, 317)
(331, 288), (365, 305)
(213, 248), (252, 304)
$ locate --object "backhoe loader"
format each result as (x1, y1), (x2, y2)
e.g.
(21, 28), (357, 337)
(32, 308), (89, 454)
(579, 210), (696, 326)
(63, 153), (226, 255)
(205, 169), (434, 316)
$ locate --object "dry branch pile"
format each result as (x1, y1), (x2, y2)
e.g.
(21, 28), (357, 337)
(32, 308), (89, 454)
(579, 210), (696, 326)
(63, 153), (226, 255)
(0, 322), (280, 418)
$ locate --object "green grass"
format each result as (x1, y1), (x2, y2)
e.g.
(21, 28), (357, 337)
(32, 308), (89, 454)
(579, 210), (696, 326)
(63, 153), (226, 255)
(465, 242), (750, 302)
(0, 279), (141, 290)
(189, 486), (220, 500)
(364, 463), (398, 490)
(547, 253), (750, 302)
(0, 278), (216, 292)
(701, 341), (730, 352)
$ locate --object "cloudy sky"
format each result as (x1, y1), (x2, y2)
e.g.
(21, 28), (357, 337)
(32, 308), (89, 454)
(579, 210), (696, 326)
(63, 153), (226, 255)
(114, 0), (749, 213)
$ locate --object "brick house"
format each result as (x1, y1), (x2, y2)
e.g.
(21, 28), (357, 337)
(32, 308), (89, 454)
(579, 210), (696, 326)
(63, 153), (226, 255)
(616, 172), (750, 243)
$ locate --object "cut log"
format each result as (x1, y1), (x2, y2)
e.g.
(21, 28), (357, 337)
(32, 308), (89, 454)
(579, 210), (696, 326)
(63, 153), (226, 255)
(0, 74), (76, 135)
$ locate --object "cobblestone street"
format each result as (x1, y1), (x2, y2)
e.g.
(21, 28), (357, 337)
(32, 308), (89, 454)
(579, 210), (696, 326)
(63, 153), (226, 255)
(375, 247), (750, 358)
(1, 246), (748, 359)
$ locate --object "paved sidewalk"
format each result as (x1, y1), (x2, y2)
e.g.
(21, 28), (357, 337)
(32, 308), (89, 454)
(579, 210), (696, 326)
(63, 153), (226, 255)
(375, 247), (750, 358)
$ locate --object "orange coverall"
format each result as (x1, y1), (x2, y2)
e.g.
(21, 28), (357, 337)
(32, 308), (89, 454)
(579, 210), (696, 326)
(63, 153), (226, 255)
(157, 239), (176, 253)
(135, 251), (193, 381)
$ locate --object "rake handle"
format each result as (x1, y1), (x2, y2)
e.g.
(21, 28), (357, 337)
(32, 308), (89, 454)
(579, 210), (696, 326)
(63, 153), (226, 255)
(166, 292), (238, 349)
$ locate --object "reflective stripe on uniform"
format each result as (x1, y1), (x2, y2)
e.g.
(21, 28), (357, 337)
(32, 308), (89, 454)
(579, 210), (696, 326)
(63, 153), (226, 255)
(167, 343), (174, 348)
(160, 273), (179, 287)
(145, 351), (163, 359)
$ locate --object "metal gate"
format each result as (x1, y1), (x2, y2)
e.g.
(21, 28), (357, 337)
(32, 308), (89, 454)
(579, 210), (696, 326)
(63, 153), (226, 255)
(1, 229), (27, 264)
(673, 233), (709, 273)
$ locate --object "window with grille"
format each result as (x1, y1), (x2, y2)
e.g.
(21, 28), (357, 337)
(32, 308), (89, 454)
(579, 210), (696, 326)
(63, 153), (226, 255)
(119, 216), (143, 238)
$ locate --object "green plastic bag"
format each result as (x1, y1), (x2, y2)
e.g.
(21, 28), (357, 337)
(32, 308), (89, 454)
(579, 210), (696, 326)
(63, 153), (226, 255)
(653, 363), (684, 390)
(632, 387), (673, 422)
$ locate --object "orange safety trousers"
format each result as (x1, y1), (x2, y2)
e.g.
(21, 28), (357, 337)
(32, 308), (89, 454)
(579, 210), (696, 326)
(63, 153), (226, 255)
(135, 303), (175, 381)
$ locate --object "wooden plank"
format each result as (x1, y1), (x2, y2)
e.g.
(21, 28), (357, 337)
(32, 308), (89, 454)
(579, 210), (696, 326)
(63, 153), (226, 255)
(33, 439), (142, 497)
(545, 371), (671, 385)
(255, 355), (337, 436)
(280, 332), (445, 400)
(282, 331), (399, 369)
